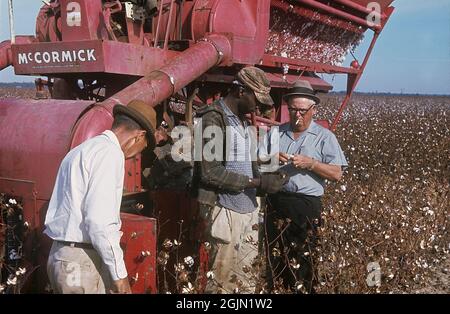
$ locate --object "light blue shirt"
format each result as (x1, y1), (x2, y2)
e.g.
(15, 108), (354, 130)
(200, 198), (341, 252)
(259, 121), (348, 196)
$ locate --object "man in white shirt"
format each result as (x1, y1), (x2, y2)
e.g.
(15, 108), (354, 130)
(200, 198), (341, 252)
(44, 99), (157, 294)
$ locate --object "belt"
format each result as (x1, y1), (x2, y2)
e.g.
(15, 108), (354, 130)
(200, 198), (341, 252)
(56, 240), (94, 250)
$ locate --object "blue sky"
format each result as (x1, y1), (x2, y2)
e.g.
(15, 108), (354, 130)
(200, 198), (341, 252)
(1, 0), (449, 94)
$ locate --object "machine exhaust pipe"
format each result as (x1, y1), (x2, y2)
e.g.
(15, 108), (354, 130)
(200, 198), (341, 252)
(100, 33), (232, 111)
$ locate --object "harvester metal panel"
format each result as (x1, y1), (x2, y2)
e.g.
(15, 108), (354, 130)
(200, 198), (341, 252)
(11, 41), (178, 76)
(0, 99), (94, 200)
(120, 213), (157, 294)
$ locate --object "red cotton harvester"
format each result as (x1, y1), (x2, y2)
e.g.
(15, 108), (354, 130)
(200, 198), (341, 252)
(0, 0), (394, 293)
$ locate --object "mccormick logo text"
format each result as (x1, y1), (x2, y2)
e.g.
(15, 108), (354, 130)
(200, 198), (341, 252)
(17, 49), (97, 65)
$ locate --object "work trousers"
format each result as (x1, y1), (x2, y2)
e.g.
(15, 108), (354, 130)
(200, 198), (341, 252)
(203, 205), (260, 294)
(266, 192), (322, 293)
(47, 241), (111, 294)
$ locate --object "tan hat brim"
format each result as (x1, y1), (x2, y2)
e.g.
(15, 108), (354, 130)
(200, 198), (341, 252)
(113, 104), (156, 150)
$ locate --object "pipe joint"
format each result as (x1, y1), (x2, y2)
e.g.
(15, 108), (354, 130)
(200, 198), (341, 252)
(197, 37), (224, 66)
(153, 70), (176, 95)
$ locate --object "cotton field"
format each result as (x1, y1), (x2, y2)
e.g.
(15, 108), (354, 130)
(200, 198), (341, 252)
(314, 94), (449, 293)
(1, 88), (448, 293)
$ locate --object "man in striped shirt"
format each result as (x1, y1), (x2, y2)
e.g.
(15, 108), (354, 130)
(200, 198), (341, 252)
(194, 67), (288, 293)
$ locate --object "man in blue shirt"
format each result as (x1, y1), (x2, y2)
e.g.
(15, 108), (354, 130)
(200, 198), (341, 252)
(261, 80), (348, 293)
(194, 67), (288, 293)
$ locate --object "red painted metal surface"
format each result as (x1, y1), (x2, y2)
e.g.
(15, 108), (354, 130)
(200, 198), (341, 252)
(68, 35), (232, 193)
(294, 0), (381, 30)
(263, 54), (359, 76)
(192, 0), (270, 65)
(0, 40), (13, 71)
(0, 37), (35, 71)
(36, 2), (62, 43)
(333, 0), (388, 18)
(124, 156), (143, 194)
(12, 40), (104, 75)
(120, 213), (157, 294)
(97, 34), (232, 113)
(265, 73), (333, 91)
(11, 40), (178, 76)
(69, 104), (112, 149)
(351, 0), (394, 11)
(60, 0), (105, 41)
(0, 99), (94, 200)
(199, 72), (332, 91)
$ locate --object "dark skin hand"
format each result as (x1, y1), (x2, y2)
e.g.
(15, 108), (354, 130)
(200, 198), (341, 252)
(247, 177), (261, 188)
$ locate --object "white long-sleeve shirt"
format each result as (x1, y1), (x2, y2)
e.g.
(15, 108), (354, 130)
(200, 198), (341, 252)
(44, 130), (127, 281)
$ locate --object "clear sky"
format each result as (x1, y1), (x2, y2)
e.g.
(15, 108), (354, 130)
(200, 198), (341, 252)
(0, 0), (449, 94)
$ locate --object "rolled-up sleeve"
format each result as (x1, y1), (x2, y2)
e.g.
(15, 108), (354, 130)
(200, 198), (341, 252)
(83, 147), (127, 281)
(321, 133), (348, 168)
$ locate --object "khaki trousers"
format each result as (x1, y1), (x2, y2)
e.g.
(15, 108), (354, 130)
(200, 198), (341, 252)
(47, 241), (111, 294)
(204, 205), (260, 294)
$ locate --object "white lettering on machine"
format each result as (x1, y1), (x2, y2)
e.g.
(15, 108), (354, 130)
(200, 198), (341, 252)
(17, 49), (97, 65)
